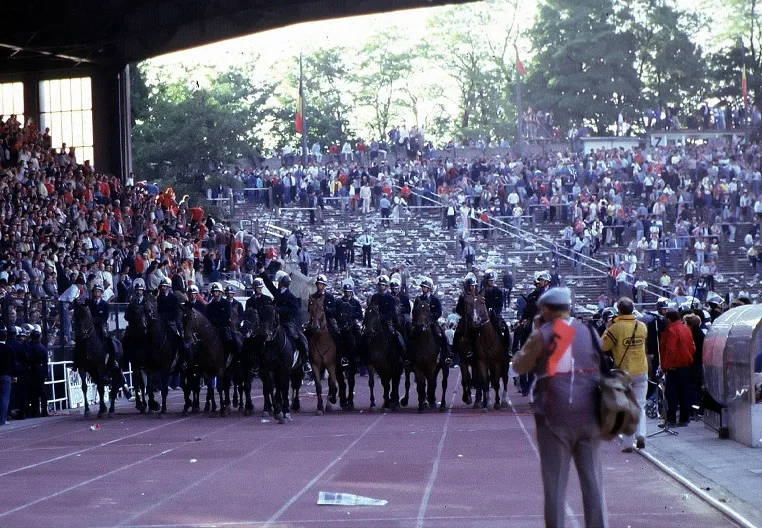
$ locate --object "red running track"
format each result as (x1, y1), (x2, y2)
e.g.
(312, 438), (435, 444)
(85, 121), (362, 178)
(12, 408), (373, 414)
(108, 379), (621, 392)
(0, 372), (741, 528)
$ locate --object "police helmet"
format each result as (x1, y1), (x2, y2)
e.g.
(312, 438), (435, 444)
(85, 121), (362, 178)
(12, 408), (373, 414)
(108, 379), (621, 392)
(187, 284), (200, 295)
(92, 282), (104, 292)
(315, 274), (328, 286)
(133, 278), (146, 290)
(655, 297), (670, 310)
(389, 277), (401, 288)
(18, 325), (29, 337)
(378, 275), (389, 286)
(31, 324), (41, 336)
(210, 282), (223, 293)
(537, 271), (551, 282)
(342, 283), (354, 292)
(8, 326), (18, 336)
(420, 277), (434, 290)
(278, 275), (291, 288)
(464, 275), (476, 288)
(159, 277), (172, 288)
(225, 286), (236, 295)
(706, 293), (723, 307)
(253, 278), (265, 289)
(484, 269), (496, 282)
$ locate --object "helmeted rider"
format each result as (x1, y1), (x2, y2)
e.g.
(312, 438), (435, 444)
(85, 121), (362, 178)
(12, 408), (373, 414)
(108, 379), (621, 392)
(706, 293), (724, 323)
(481, 269), (511, 351)
(389, 276), (411, 333)
(131, 278), (148, 304)
(454, 272), (478, 358)
(187, 284), (207, 315)
(412, 277), (452, 366)
(157, 277), (189, 370)
(335, 282), (363, 367)
(225, 286), (244, 329)
(87, 282), (130, 396)
(259, 271), (312, 374)
(206, 282), (238, 361)
(306, 273), (342, 352)
(367, 275), (407, 365)
(245, 278), (272, 313)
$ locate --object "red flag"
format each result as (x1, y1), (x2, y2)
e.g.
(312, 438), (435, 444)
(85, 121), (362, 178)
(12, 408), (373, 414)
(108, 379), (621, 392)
(296, 57), (305, 135)
(741, 63), (748, 106)
(516, 57), (527, 77)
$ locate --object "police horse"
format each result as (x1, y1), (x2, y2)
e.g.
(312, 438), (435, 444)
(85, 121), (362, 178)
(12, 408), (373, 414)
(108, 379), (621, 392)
(306, 295), (339, 415)
(182, 305), (229, 417)
(408, 297), (449, 412)
(72, 300), (119, 418)
(361, 304), (403, 411)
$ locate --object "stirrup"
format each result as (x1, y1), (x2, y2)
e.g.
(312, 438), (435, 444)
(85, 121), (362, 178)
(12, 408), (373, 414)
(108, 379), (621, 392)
(340, 357), (349, 367)
(303, 363), (313, 373)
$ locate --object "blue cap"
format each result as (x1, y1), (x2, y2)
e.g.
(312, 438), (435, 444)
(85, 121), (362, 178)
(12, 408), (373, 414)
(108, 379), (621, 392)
(539, 287), (572, 307)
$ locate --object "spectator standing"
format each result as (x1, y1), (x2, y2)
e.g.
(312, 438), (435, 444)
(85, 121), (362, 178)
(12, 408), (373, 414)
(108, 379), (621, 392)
(513, 288), (609, 528)
(502, 270), (513, 309)
(462, 239), (475, 268)
(360, 182), (372, 215)
(380, 194), (391, 227)
(358, 230), (374, 268)
(323, 237), (336, 273)
(601, 298), (648, 452)
(659, 309), (696, 427)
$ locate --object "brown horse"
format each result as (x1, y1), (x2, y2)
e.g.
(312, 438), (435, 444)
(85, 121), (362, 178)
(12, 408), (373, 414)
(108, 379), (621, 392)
(305, 295), (338, 415)
(408, 298), (448, 412)
(361, 304), (403, 411)
(182, 305), (228, 416)
(471, 295), (507, 411)
(454, 293), (480, 406)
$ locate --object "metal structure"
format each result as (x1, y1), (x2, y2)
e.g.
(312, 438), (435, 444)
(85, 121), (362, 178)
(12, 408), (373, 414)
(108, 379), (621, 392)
(703, 304), (762, 447)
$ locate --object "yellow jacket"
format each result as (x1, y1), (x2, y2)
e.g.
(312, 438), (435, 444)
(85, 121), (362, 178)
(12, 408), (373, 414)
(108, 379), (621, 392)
(601, 314), (648, 376)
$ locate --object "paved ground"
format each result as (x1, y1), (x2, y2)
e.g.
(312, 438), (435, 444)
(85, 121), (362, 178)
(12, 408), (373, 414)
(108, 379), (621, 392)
(0, 372), (751, 528)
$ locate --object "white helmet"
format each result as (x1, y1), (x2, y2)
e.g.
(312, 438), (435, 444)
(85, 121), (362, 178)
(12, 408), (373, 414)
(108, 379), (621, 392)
(91, 281), (104, 292)
(210, 282), (223, 293)
(253, 278), (265, 289)
(187, 284), (200, 295)
(315, 274), (328, 286)
(133, 278), (146, 290)
(32, 324), (42, 335)
(420, 277), (433, 289)
(389, 277), (401, 288)
(159, 277), (172, 288)
(537, 271), (551, 282)
(377, 275), (390, 286)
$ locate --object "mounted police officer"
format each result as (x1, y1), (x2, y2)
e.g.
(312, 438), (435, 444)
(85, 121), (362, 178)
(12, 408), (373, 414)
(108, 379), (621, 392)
(706, 293), (724, 323)
(307, 274), (342, 348)
(157, 277), (188, 370)
(259, 271), (312, 374)
(131, 278), (148, 305)
(245, 278), (272, 313)
(88, 282), (130, 397)
(335, 283), (363, 367)
(389, 276), (411, 335)
(481, 269), (511, 351)
(367, 275), (407, 365)
(206, 282), (238, 361)
(412, 277), (452, 366)
(225, 286), (244, 329)
(454, 272), (478, 358)
(187, 284), (207, 315)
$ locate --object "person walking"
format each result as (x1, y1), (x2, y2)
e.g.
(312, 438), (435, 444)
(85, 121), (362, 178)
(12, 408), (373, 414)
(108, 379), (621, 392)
(513, 287), (609, 528)
(659, 309), (696, 427)
(601, 297), (648, 452)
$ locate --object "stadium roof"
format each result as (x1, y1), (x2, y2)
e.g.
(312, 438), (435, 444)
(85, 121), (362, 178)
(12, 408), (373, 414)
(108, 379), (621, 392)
(0, 0), (470, 74)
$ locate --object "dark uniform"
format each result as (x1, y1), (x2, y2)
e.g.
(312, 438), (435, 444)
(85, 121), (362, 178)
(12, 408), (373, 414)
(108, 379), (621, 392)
(412, 292), (449, 363)
(157, 289), (188, 366)
(260, 273), (310, 365)
(482, 284), (511, 350)
(8, 334), (29, 419)
(27, 337), (49, 417)
(189, 298), (207, 316)
(454, 291), (477, 358)
(368, 290), (407, 358)
(515, 284), (548, 396)
(228, 297), (244, 329)
(335, 293), (363, 365)
(308, 290), (342, 345)
(391, 289), (412, 330)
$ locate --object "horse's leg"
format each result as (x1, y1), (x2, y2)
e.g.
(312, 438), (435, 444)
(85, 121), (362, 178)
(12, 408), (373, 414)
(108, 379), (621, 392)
(243, 372), (254, 416)
(217, 373), (227, 417)
(381, 376), (391, 409)
(261, 371), (273, 416)
(181, 371), (192, 416)
(337, 364), (348, 409)
(439, 365), (450, 412)
(400, 368), (411, 407)
(314, 363), (325, 415)
(478, 360), (490, 411)
(97, 381), (107, 419)
(326, 364), (338, 412)
(109, 375), (118, 416)
(427, 366), (437, 408)
(81, 372), (90, 418)
(147, 373), (160, 412)
(461, 359), (473, 405)
(160, 372), (169, 415)
(391, 369), (402, 411)
(367, 366), (377, 412)
(290, 368), (303, 413)
(347, 364), (356, 410)
(416, 369), (427, 412)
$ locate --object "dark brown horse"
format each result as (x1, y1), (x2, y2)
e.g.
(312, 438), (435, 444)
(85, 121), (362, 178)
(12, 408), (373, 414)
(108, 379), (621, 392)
(306, 295), (338, 415)
(143, 300), (181, 415)
(258, 303), (302, 424)
(182, 305), (228, 416)
(123, 300), (151, 413)
(73, 301), (118, 418)
(471, 295), (506, 411)
(335, 307), (360, 411)
(408, 298), (449, 412)
(361, 304), (402, 412)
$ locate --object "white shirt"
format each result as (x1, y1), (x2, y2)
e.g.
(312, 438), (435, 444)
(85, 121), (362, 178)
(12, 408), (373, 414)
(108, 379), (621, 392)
(59, 284), (82, 303)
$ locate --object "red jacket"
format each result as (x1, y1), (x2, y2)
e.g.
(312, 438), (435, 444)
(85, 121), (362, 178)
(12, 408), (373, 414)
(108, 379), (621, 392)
(659, 320), (695, 370)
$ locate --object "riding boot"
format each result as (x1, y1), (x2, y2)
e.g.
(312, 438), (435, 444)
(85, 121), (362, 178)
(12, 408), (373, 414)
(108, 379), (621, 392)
(297, 335), (312, 373)
(395, 330), (410, 367)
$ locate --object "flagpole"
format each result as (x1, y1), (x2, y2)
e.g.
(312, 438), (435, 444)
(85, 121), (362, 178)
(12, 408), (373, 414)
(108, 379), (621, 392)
(299, 54), (308, 167)
(514, 44), (523, 156)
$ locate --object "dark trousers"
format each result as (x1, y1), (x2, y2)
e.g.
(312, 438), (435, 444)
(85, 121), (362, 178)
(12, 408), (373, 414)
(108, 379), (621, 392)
(362, 245), (372, 267)
(381, 208), (390, 226)
(27, 376), (47, 416)
(665, 367), (692, 423)
(348, 246), (355, 264)
(299, 262), (309, 276)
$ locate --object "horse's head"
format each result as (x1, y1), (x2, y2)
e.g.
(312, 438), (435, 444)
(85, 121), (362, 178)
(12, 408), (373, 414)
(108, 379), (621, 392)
(240, 306), (260, 337)
(126, 302), (149, 333)
(363, 303), (382, 334)
(470, 295), (489, 327)
(306, 295), (326, 333)
(258, 303), (280, 342)
(414, 297), (431, 329)
(72, 300), (94, 338)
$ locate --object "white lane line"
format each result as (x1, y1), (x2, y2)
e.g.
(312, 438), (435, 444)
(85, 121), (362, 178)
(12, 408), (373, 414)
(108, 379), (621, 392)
(0, 416), (245, 519)
(263, 413), (386, 526)
(637, 449), (753, 528)
(0, 417), (190, 478)
(116, 417), (310, 528)
(507, 395), (581, 528)
(416, 370), (461, 528)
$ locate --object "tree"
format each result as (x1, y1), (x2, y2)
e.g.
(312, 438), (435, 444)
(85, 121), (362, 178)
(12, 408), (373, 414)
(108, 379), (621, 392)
(526, 0), (641, 135)
(355, 28), (414, 141)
